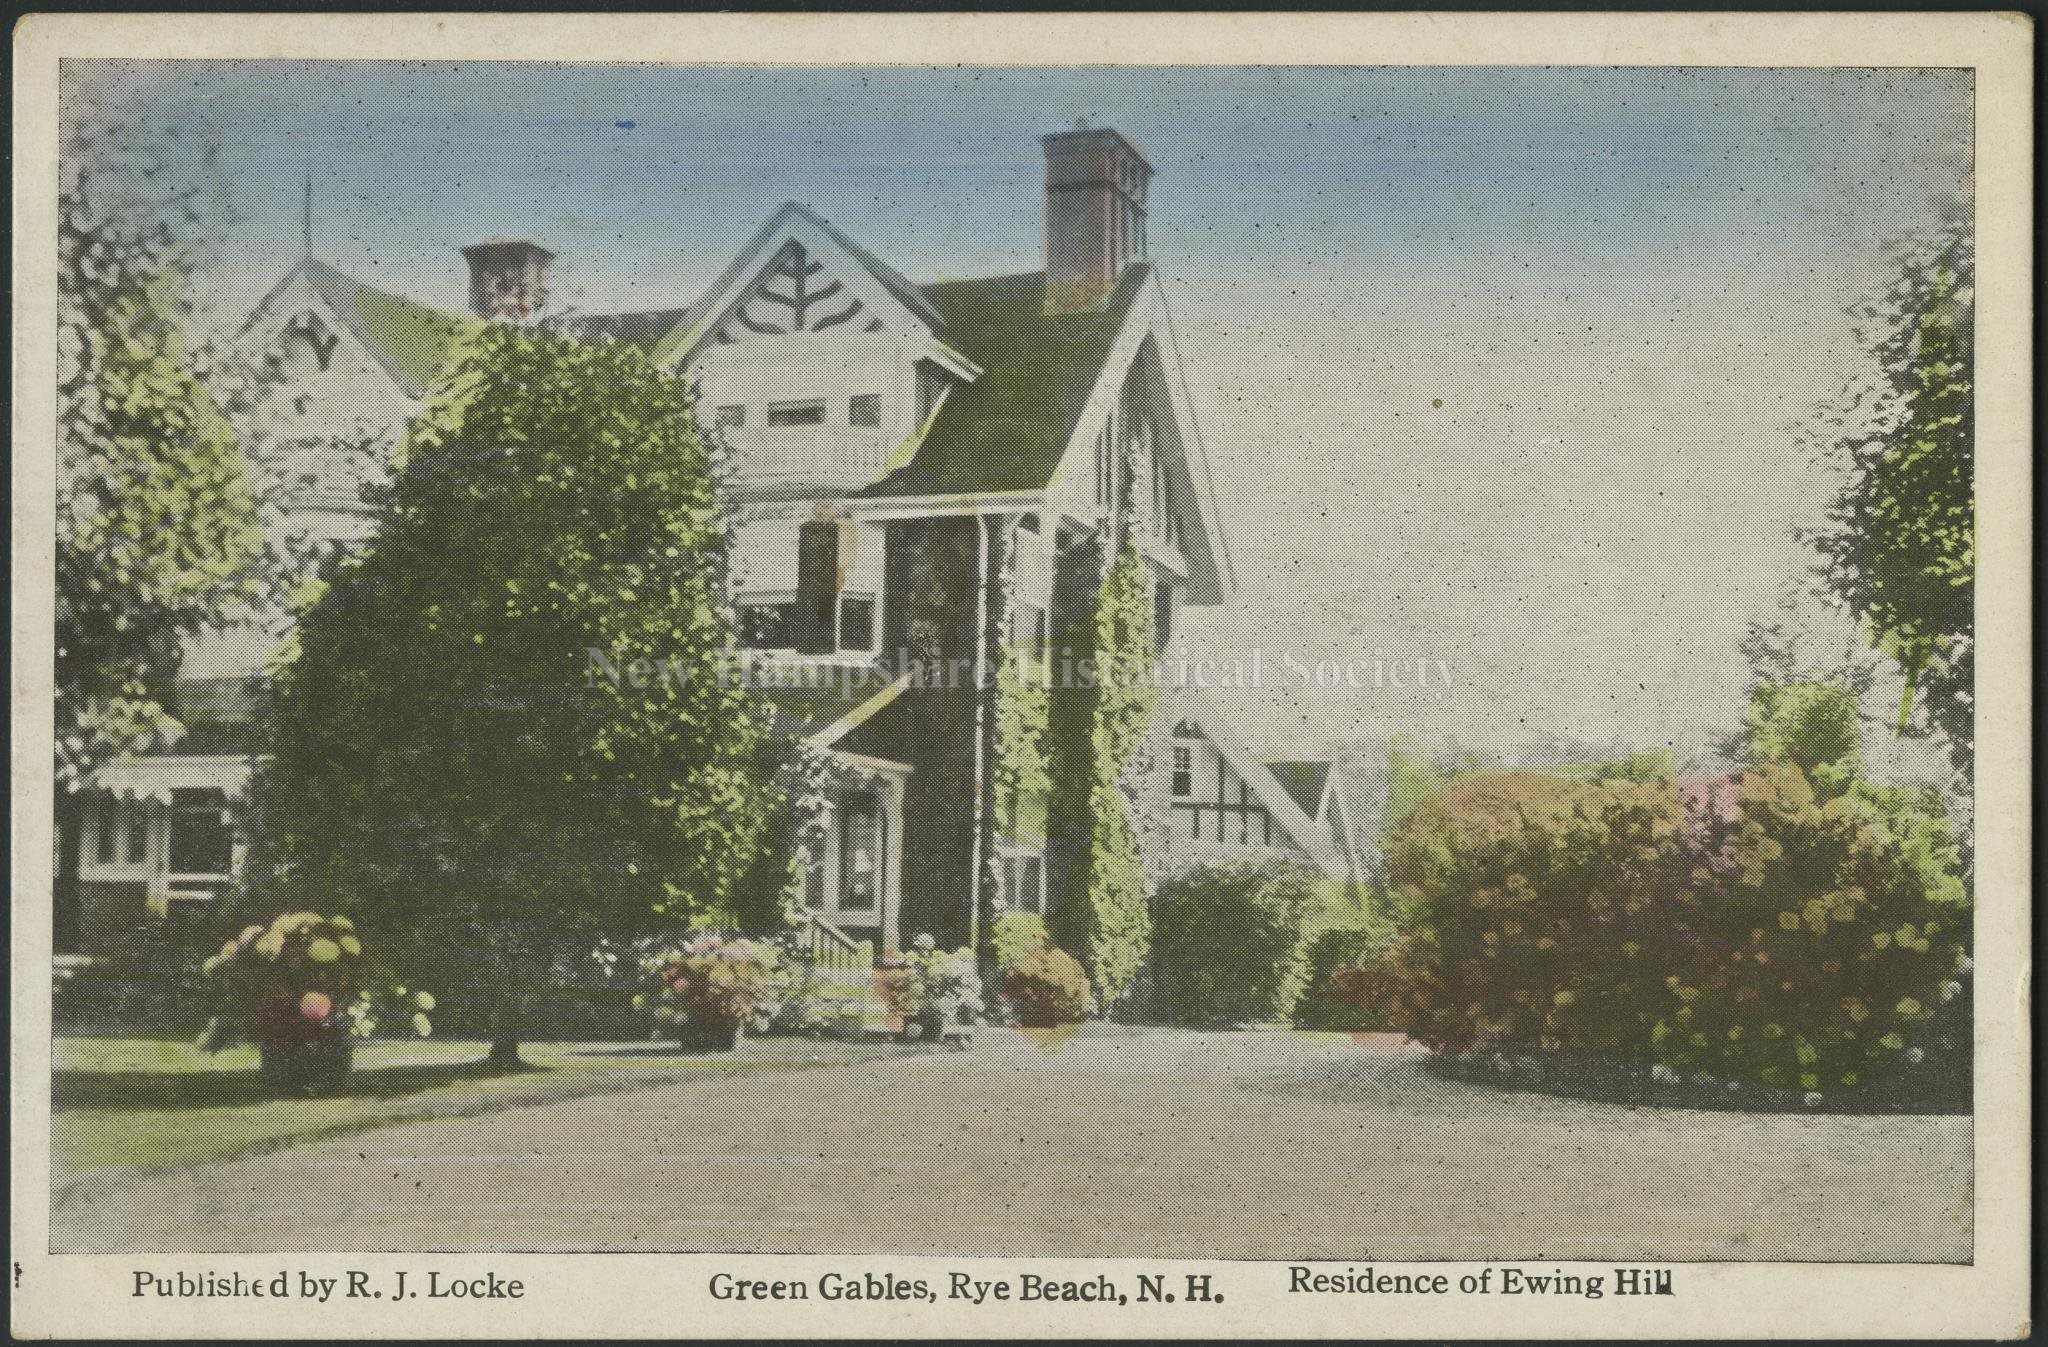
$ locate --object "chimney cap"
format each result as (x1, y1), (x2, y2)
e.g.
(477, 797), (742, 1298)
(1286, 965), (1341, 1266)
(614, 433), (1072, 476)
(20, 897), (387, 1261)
(1039, 125), (1152, 171)
(460, 237), (557, 260)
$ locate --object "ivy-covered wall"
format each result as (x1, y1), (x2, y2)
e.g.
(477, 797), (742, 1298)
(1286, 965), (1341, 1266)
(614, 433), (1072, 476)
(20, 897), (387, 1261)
(1045, 537), (1160, 1007)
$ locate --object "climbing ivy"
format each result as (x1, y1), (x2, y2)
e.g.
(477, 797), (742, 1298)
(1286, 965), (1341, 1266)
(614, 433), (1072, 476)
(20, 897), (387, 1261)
(1046, 541), (1159, 1007)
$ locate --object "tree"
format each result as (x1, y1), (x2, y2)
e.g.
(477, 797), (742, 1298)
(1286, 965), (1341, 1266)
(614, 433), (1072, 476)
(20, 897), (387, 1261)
(1806, 229), (1974, 781)
(55, 120), (260, 790)
(262, 323), (784, 1065)
(1742, 678), (1863, 799)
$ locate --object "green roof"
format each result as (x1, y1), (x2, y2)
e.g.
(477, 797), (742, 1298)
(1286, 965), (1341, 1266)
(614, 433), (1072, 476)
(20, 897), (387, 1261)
(303, 259), (481, 399)
(858, 264), (1148, 499)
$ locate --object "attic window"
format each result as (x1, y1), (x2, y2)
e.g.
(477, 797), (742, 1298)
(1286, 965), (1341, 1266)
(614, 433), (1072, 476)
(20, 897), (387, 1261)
(848, 394), (881, 428)
(767, 399), (825, 427)
(715, 405), (746, 429)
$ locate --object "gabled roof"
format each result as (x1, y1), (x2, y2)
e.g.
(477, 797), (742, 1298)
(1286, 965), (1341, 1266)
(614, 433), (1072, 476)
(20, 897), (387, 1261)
(1264, 760), (1333, 820)
(650, 202), (948, 369)
(856, 265), (1148, 500)
(298, 258), (480, 400)
(1163, 684), (1350, 882)
(568, 308), (695, 351)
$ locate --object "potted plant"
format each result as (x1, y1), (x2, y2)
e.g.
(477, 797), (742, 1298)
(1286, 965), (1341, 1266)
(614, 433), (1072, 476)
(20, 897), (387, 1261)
(639, 934), (779, 1051)
(196, 911), (435, 1095)
(881, 935), (983, 1046)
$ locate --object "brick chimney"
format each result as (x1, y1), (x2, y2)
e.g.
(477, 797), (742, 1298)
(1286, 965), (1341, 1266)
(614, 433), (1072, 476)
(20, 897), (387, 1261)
(461, 238), (554, 320)
(1042, 125), (1152, 315)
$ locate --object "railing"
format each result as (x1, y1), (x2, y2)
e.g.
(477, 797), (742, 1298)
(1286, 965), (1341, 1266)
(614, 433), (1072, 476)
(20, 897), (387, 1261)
(797, 911), (875, 972)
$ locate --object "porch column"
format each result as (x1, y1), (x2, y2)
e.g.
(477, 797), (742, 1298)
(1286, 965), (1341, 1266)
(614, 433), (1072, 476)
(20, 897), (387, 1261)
(881, 773), (905, 955)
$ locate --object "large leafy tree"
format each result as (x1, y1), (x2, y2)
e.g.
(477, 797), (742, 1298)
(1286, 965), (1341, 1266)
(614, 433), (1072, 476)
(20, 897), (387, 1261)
(1806, 229), (1974, 780)
(55, 120), (260, 790)
(262, 324), (785, 1064)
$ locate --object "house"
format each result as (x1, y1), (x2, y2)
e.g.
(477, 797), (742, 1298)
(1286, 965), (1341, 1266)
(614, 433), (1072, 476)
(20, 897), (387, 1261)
(55, 127), (1363, 963)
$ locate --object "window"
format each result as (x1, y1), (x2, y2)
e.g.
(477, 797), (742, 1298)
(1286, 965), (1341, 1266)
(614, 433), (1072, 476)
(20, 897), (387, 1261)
(848, 394), (881, 427)
(837, 594), (876, 652)
(169, 789), (232, 878)
(767, 399), (825, 427)
(838, 795), (882, 913)
(124, 805), (148, 865)
(1000, 852), (1045, 914)
(738, 600), (794, 649)
(1172, 746), (1193, 798)
(714, 404), (745, 429)
(93, 803), (117, 865)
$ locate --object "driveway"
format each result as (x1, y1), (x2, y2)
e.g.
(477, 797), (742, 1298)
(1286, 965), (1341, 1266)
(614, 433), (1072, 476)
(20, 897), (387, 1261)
(51, 1026), (1972, 1260)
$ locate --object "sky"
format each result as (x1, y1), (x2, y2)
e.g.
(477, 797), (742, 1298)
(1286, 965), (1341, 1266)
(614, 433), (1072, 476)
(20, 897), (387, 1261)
(64, 61), (1972, 767)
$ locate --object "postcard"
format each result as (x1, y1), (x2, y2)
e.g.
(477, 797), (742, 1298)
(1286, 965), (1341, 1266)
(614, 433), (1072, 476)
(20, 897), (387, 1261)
(11, 11), (2031, 1340)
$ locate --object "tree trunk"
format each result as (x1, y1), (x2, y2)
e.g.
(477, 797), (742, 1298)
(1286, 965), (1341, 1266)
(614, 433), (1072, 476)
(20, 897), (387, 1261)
(486, 1032), (522, 1070)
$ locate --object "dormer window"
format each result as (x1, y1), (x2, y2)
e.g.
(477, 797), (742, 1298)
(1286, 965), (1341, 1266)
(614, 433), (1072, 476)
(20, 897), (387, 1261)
(849, 394), (881, 428)
(767, 399), (825, 427)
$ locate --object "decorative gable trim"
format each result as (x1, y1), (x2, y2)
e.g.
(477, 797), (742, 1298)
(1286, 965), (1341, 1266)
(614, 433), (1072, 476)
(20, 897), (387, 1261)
(653, 203), (979, 381)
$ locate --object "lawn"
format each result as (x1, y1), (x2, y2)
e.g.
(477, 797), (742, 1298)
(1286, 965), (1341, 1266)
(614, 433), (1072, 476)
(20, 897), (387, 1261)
(52, 1034), (911, 1178)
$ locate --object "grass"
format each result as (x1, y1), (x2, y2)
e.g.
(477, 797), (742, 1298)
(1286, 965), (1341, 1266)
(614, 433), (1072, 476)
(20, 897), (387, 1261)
(53, 1033), (911, 1179)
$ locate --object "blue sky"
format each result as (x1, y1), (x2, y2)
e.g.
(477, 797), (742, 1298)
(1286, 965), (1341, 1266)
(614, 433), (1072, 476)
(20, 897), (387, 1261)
(66, 61), (1972, 765)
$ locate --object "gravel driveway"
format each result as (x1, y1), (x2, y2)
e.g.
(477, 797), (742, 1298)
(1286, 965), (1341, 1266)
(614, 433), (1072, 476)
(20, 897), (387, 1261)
(52, 1026), (1972, 1260)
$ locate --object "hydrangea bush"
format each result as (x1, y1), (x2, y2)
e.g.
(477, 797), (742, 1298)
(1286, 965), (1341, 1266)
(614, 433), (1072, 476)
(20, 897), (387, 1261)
(1364, 761), (1968, 1101)
(637, 934), (781, 1047)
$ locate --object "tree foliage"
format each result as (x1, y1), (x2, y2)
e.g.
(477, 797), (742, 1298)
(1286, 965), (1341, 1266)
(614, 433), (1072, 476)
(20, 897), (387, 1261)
(1046, 542), (1157, 1007)
(1807, 228), (1974, 776)
(56, 119), (260, 787)
(262, 323), (783, 1059)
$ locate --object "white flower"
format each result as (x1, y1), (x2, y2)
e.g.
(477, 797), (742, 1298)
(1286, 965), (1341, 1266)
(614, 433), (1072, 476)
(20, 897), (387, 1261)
(1651, 1064), (1680, 1085)
(1906, 1046), (1925, 1064)
(1959, 955), (1974, 974)
(1941, 981), (1962, 1003)
(1803, 1092), (1824, 1107)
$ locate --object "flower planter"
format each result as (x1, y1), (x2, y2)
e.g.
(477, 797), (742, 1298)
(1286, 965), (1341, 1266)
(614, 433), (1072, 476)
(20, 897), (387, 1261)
(258, 1029), (353, 1096)
(677, 1019), (744, 1053)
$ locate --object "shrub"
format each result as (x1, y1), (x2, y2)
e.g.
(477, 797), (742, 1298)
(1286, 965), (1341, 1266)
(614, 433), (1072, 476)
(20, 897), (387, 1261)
(1292, 903), (1397, 1031)
(1371, 763), (1970, 1098)
(1153, 858), (1333, 1027)
(638, 935), (781, 1041)
(991, 910), (1051, 970)
(1001, 947), (1091, 1027)
(1656, 763), (1969, 1094)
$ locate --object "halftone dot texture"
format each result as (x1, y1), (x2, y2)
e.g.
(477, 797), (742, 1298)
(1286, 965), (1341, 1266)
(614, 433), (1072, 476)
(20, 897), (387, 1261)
(56, 62), (1971, 1261)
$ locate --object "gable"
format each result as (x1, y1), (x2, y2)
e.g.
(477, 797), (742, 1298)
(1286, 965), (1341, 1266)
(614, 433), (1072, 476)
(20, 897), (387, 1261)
(655, 203), (958, 374)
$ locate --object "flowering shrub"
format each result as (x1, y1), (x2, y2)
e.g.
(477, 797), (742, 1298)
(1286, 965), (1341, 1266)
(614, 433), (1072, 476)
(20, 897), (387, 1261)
(879, 945), (982, 1020)
(1001, 946), (1091, 1027)
(1654, 763), (1969, 1094)
(195, 911), (435, 1051)
(638, 935), (781, 1042)
(1368, 762), (1969, 1099)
